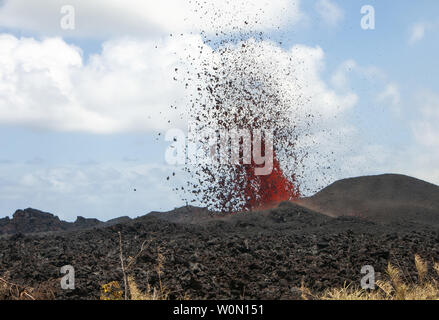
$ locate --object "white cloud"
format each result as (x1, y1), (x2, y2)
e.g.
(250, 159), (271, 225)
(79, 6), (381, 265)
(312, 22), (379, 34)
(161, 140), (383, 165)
(315, 0), (344, 27)
(377, 83), (401, 111)
(0, 162), (185, 220)
(0, 0), (304, 37)
(0, 33), (358, 135)
(323, 60), (439, 188)
(331, 59), (386, 90)
(330, 59), (356, 89)
(352, 89), (439, 187)
(335, 88), (439, 188)
(0, 32), (363, 199)
(409, 22), (428, 44)
(408, 21), (439, 45)
(331, 60), (402, 113)
(412, 90), (439, 148)
(286, 45), (358, 119)
(0, 33), (206, 133)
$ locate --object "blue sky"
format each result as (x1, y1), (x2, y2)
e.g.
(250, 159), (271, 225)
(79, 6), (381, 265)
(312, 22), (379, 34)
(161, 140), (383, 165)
(0, 0), (438, 220)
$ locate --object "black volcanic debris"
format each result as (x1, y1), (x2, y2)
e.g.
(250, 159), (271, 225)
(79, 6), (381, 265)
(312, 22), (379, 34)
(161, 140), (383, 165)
(0, 208), (67, 235)
(178, 37), (311, 212)
(0, 199), (439, 299)
(1, 175), (439, 299)
(168, 2), (334, 212)
(0, 208), (132, 236)
(1, 174), (439, 299)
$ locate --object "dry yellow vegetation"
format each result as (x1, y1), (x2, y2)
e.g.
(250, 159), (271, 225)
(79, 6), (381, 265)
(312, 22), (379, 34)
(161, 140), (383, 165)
(100, 232), (176, 300)
(0, 273), (56, 300)
(307, 255), (439, 300)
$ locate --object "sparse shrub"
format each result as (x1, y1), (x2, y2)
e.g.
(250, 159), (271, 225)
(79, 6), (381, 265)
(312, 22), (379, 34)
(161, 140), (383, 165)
(0, 273), (56, 300)
(311, 255), (439, 300)
(128, 276), (169, 300)
(108, 232), (185, 300)
(125, 248), (171, 300)
(415, 254), (428, 283)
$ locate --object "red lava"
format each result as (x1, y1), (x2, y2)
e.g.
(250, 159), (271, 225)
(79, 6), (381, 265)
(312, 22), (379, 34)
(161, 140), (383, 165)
(242, 151), (300, 211)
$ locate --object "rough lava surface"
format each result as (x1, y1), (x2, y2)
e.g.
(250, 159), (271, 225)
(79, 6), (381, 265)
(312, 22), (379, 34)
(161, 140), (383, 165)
(1, 175), (439, 300)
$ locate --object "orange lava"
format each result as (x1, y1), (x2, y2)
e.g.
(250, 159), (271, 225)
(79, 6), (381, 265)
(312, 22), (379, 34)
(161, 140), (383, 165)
(242, 152), (300, 211)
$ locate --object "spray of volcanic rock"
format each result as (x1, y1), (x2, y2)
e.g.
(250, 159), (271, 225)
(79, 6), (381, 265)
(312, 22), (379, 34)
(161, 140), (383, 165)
(164, 1), (341, 212)
(174, 37), (318, 212)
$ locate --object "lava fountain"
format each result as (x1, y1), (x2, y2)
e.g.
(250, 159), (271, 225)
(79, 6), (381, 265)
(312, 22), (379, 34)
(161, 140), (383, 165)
(176, 37), (312, 213)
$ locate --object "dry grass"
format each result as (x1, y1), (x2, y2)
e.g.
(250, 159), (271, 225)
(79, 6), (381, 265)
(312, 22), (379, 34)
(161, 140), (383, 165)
(100, 234), (181, 300)
(0, 273), (57, 300)
(128, 275), (170, 300)
(100, 250), (171, 300)
(309, 255), (439, 300)
(127, 247), (171, 300)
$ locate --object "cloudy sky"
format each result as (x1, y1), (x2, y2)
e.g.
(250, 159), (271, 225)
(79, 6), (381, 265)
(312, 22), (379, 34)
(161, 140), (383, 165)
(0, 0), (438, 220)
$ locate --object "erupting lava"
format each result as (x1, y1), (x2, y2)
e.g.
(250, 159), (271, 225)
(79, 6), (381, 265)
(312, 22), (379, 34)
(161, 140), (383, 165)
(172, 26), (314, 212)
(242, 152), (300, 211)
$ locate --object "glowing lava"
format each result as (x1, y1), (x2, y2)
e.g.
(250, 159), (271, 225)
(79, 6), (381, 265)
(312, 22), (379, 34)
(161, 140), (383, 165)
(242, 152), (300, 211)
